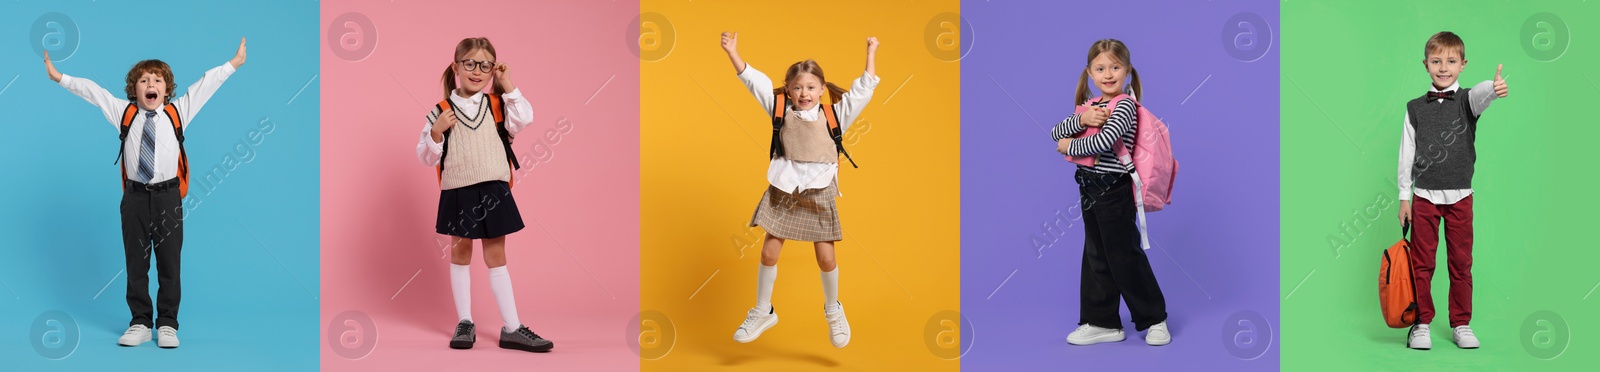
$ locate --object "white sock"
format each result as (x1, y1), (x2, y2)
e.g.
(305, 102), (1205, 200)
(755, 264), (777, 313)
(488, 266), (522, 332)
(449, 263), (472, 322)
(821, 267), (840, 311)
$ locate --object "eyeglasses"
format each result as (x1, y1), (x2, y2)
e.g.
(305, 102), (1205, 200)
(457, 59), (497, 72)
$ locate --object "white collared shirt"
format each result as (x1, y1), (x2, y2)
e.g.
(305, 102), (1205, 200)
(1398, 80), (1497, 205)
(416, 88), (535, 166)
(736, 65), (879, 193)
(59, 62), (236, 183)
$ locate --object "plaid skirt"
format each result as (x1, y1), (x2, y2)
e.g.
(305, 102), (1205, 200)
(748, 182), (843, 242)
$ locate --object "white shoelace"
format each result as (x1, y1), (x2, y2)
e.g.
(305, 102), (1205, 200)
(828, 312), (847, 336)
(740, 308), (764, 331)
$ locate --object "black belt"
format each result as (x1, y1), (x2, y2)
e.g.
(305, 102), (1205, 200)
(124, 177), (179, 193)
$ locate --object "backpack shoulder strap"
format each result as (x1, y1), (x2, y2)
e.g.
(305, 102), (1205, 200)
(162, 103), (183, 142)
(115, 104), (138, 164)
(488, 93), (520, 170)
(773, 93), (787, 120)
(821, 103), (858, 168)
(487, 93), (506, 125)
(769, 93), (787, 160)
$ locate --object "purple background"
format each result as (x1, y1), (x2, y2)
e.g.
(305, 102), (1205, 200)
(959, 0), (1279, 370)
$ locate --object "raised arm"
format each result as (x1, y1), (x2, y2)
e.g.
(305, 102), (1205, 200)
(722, 32), (747, 75)
(1467, 64), (1507, 117)
(491, 62), (534, 136)
(863, 37), (878, 78)
(43, 50), (62, 82)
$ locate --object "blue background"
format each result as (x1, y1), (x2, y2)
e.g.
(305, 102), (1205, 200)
(0, 1), (319, 370)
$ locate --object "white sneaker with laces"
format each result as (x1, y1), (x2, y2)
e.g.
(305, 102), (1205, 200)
(118, 324), (151, 346)
(1408, 324), (1431, 350)
(1145, 321), (1171, 346)
(157, 326), (179, 348)
(733, 306), (778, 343)
(824, 302), (851, 348)
(1453, 325), (1479, 349)
(1066, 324), (1125, 345)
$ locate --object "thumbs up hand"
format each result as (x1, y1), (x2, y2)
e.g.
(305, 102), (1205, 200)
(1493, 64), (1508, 98)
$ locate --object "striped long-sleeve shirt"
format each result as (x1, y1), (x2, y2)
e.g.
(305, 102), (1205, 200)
(1051, 98), (1138, 174)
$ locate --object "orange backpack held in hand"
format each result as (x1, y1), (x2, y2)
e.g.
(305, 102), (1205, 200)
(1379, 223), (1418, 328)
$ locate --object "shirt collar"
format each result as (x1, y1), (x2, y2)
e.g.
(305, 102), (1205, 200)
(449, 90), (485, 107)
(1430, 82), (1461, 93)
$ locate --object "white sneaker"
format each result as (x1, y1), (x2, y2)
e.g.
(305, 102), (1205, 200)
(157, 326), (179, 348)
(118, 324), (151, 346)
(733, 306), (778, 343)
(1145, 321), (1171, 346)
(824, 302), (851, 348)
(1453, 326), (1479, 349)
(1066, 324), (1125, 345)
(1408, 324), (1431, 350)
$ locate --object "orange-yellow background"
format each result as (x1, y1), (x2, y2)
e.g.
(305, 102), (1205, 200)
(639, 0), (961, 370)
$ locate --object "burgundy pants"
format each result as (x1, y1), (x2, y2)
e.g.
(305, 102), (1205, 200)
(1410, 194), (1473, 327)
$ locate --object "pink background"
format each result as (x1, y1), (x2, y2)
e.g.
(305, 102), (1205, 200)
(319, 1), (638, 370)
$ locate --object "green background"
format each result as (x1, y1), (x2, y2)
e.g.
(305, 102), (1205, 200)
(1282, 1), (1599, 370)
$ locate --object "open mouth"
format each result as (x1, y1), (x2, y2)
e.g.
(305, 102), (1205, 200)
(144, 92), (158, 101)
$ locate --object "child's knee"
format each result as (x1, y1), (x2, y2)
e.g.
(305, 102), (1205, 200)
(815, 255), (837, 271)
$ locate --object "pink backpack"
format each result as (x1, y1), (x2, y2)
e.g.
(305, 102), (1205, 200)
(1066, 94), (1177, 213)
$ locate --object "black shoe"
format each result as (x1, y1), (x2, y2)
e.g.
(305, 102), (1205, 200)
(498, 325), (553, 353)
(450, 320), (476, 349)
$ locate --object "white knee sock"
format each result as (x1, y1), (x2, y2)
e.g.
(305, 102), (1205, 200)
(488, 266), (522, 332)
(821, 267), (840, 311)
(449, 263), (472, 322)
(756, 264), (777, 313)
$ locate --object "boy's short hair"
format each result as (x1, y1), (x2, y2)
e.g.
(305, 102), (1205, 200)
(124, 59), (176, 103)
(1424, 31), (1466, 60)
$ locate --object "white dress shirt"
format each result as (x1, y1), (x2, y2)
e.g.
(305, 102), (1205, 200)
(59, 63), (236, 184)
(737, 65), (879, 193)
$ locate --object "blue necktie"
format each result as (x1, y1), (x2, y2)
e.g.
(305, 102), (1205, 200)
(135, 111), (157, 183)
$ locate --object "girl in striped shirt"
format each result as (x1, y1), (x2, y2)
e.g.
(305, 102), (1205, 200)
(1051, 39), (1170, 347)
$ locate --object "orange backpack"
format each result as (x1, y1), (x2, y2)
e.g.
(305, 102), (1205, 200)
(769, 93), (857, 168)
(435, 93), (521, 187)
(116, 103), (189, 198)
(1379, 224), (1418, 328)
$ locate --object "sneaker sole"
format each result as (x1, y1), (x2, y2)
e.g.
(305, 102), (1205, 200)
(499, 340), (553, 353)
(158, 342), (178, 349)
(1146, 337), (1170, 346)
(449, 339), (475, 349)
(118, 336), (151, 347)
(734, 314), (779, 343)
(1067, 332), (1126, 346)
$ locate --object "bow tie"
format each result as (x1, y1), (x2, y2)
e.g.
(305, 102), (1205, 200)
(1426, 90), (1455, 101)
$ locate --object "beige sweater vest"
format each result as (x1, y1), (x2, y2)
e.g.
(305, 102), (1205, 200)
(436, 100), (510, 190)
(779, 109), (838, 163)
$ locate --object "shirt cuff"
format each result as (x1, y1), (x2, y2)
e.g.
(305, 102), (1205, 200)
(502, 87), (523, 100)
(58, 74), (75, 87)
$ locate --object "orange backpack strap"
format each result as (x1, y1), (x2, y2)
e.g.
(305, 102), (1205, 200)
(116, 103), (191, 197)
(820, 104), (857, 168)
(487, 94), (519, 173)
(433, 100), (451, 185)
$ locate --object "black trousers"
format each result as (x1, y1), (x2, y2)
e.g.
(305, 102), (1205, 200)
(121, 179), (183, 330)
(1076, 169), (1167, 331)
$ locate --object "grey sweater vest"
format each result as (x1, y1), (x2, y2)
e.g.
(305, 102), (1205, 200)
(1406, 88), (1479, 190)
